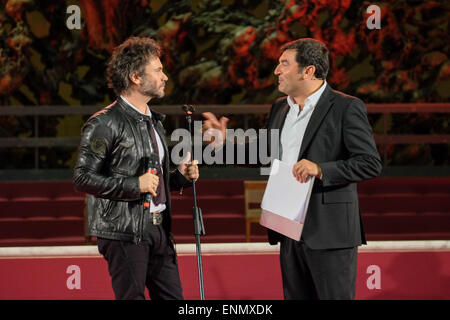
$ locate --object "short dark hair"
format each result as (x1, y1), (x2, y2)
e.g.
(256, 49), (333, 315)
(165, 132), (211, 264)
(107, 37), (162, 95)
(281, 38), (329, 79)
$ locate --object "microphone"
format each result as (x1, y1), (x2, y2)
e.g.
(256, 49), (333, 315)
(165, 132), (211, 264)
(144, 153), (160, 208)
(182, 104), (195, 115)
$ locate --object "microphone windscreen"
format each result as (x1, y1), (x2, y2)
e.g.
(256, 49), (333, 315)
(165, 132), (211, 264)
(182, 104), (195, 114)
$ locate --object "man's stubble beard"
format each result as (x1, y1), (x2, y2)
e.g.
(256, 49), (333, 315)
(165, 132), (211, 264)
(140, 74), (165, 99)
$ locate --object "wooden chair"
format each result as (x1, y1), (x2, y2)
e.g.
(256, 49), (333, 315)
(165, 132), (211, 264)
(244, 180), (268, 242)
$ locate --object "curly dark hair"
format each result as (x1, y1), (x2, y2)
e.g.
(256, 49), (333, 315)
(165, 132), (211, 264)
(281, 38), (329, 80)
(107, 37), (162, 95)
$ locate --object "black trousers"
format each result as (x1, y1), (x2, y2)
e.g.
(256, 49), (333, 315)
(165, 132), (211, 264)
(97, 224), (183, 300)
(280, 237), (358, 300)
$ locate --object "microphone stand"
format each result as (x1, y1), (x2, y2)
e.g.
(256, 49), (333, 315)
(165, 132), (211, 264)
(182, 104), (206, 300)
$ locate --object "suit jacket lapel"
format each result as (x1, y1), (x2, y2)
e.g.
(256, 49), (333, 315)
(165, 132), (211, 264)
(297, 84), (335, 160)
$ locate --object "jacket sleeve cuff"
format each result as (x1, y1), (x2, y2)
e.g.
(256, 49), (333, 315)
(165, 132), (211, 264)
(123, 176), (141, 199)
(319, 161), (340, 187)
(170, 168), (192, 191)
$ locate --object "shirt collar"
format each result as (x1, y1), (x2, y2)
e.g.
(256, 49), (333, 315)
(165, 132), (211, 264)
(287, 80), (327, 110)
(120, 95), (151, 117)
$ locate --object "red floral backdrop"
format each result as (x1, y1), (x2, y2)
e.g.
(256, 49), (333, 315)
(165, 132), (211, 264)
(0, 0), (449, 169)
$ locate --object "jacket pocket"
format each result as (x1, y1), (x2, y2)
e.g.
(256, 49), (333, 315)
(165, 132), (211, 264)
(99, 198), (120, 220)
(323, 190), (354, 204)
(119, 138), (134, 148)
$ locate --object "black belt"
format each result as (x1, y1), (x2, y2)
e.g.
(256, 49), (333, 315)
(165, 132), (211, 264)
(151, 211), (163, 225)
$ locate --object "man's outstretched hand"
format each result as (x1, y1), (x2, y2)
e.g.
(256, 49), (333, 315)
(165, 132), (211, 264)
(202, 112), (229, 147)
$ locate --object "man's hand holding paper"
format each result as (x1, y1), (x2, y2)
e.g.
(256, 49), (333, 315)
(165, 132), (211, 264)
(292, 159), (322, 183)
(260, 159), (315, 241)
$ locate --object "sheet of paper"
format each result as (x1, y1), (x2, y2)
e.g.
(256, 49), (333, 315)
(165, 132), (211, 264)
(259, 159), (314, 240)
(261, 159), (315, 222)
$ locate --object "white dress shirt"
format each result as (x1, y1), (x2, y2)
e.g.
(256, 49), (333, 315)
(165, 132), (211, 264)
(280, 81), (327, 177)
(120, 96), (166, 213)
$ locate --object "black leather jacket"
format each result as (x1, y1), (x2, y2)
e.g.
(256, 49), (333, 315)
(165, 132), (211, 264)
(73, 97), (191, 243)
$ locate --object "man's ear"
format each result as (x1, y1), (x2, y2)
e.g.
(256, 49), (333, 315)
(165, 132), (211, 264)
(129, 72), (141, 86)
(304, 65), (316, 80)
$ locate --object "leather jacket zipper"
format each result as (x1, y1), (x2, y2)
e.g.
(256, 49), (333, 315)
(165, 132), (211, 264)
(136, 117), (147, 244)
(136, 200), (144, 244)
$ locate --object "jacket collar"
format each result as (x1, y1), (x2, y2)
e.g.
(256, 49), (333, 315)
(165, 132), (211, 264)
(116, 96), (166, 123)
(151, 108), (166, 123)
(297, 83), (335, 159)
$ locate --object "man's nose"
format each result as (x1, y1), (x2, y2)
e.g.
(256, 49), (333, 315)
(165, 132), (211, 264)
(274, 65), (280, 75)
(162, 72), (168, 81)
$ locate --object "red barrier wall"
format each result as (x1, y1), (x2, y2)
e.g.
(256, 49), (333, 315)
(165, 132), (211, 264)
(1, 250), (449, 300)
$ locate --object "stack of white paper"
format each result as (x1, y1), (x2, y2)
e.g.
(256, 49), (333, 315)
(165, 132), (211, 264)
(260, 159), (315, 241)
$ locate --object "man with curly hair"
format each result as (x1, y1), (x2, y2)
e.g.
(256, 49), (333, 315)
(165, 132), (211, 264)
(74, 37), (199, 300)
